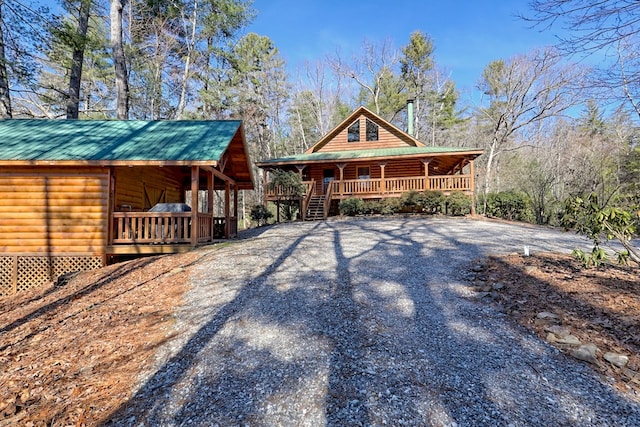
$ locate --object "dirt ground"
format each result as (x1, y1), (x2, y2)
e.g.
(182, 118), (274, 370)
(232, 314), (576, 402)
(0, 250), (205, 426)
(478, 252), (640, 395)
(0, 235), (638, 425)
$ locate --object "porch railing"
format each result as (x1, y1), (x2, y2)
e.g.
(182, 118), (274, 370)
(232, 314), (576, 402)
(265, 175), (472, 201)
(265, 180), (315, 199)
(301, 179), (316, 220)
(112, 212), (236, 244)
(112, 212), (193, 244)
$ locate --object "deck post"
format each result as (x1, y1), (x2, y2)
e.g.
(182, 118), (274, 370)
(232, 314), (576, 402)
(191, 166), (199, 246)
(208, 171), (214, 241)
(225, 180), (231, 239)
(422, 159), (431, 191)
(262, 169), (268, 206)
(469, 158), (476, 215)
(378, 162), (387, 194)
(234, 183), (238, 235)
(336, 163), (346, 196)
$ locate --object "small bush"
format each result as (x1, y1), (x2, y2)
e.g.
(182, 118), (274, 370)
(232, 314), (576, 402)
(401, 191), (422, 213)
(362, 200), (382, 215)
(380, 197), (403, 215)
(485, 191), (533, 222)
(417, 191), (445, 214)
(339, 198), (365, 216)
(446, 192), (471, 216)
(250, 204), (273, 226)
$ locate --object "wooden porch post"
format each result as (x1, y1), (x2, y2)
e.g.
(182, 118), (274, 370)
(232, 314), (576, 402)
(470, 158), (476, 215)
(225, 180), (231, 239)
(233, 183), (239, 235)
(422, 159), (431, 191)
(262, 169), (268, 206)
(336, 163), (346, 196)
(378, 162), (387, 194)
(295, 164), (305, 177)
(191, 166), (199, 246)
(208, 171), (214, 241)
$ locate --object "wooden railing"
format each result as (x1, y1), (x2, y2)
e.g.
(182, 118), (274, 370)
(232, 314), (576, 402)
(429, 175), (471, 191)
(112, 212), (193, 244)
(301, 179), (316, 220)
(385, 176), (426, 193)
(265, 175), (472, 200)
(323, 181), (334, 219)
(265, 180), (315, 199)
(213, 217), (238, 238)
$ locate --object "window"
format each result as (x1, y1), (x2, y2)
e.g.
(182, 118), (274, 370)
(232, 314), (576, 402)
(357, 167), (370, 180)
(348, 120), (360, 142)
(366, 118), (378, 141)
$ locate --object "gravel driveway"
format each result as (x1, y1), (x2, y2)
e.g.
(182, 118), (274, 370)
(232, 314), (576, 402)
(111, 217), (640, 426)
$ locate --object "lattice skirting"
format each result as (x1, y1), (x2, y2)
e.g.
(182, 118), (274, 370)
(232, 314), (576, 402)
(0, 255), (103, 296)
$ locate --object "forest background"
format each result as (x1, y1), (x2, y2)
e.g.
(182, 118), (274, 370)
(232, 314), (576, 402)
(0, 0), (638, 233)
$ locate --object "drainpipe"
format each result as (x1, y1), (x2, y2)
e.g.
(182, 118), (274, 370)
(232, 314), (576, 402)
(407, 99), (415, 137)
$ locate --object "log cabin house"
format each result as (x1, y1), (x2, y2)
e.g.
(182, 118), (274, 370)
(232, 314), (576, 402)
(0, 119), (253, 295)
(256, 106), (483, 220)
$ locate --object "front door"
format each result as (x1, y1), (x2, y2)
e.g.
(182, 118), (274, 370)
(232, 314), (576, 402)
(323, 168), (334, 193)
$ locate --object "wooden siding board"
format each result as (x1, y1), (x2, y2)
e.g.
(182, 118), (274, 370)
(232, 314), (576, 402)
(114, 166), (184, 211)
(0, 169), (109, 256)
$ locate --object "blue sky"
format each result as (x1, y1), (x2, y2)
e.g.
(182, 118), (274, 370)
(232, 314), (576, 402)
(246, 0), (561, 100)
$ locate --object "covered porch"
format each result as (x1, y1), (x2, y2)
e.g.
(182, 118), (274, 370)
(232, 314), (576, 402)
(106, 165), (240, 256)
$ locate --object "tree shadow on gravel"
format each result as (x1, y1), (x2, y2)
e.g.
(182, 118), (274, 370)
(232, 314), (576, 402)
(104, 217), (640, 426)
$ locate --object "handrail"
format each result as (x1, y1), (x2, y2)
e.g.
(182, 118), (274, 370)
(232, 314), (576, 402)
(301, 179), (315, 220)
(323, 182), (333, 219)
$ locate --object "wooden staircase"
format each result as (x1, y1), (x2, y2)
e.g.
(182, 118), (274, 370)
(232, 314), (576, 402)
(305, 195), (325, 221)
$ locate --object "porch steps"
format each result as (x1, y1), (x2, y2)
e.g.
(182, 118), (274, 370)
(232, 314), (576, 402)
(305, 195), (325, 221)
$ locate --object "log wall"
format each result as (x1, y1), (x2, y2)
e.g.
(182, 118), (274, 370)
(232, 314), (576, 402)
(316, 113), (416, 152)
(0, 167), (108, 295)
(114, 166), (185, 211)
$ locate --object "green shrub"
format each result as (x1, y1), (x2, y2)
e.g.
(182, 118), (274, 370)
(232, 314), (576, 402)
(485, 191), (533, 222)
(362, 200), (381, 215)
(339, 197), (365, 216)
(380, 197), (403, 215)
(250, 204), (273, 226)
(400, 191), (422, 213)
(417, 190), (445, 214)
(446, 192), (471, 216)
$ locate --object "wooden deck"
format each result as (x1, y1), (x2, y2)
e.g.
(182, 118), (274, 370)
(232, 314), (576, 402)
(264, 175), (472, 201)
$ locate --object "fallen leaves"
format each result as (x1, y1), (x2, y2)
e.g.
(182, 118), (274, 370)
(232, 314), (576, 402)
(480, 252), (640, 395)
(0, 250), (203, 426)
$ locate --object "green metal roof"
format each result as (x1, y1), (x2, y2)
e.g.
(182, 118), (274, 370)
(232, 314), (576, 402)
(0, 119), (242, 162)
(257, 146), (483, 165)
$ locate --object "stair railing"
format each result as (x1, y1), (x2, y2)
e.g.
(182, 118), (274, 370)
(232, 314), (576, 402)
(323, 182), (334, 219)
(301, 179), (315, 221)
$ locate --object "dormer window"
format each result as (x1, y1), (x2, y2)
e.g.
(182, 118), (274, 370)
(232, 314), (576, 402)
(366, 118), (378, 141)
(348, 120), (360, 142)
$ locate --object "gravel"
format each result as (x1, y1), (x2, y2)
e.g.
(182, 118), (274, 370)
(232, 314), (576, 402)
(110, 217), (640, 426)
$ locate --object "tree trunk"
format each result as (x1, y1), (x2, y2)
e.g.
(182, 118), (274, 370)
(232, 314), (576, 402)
(0, 4), (12, 118)
(482, 137), (498, 215)
(111, 0), (129, 119)
(177, 0), (198, 119)
(67, 0), (92, 119)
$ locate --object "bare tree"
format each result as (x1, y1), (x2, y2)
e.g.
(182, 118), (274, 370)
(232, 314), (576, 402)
(329, 39), (403, 119)
(524, 0), (640, 119)
(111, 0), (129, 119)
(66, 0), (92, 119)
(476, 47), (584, 213)
(0, 3), (11, 118)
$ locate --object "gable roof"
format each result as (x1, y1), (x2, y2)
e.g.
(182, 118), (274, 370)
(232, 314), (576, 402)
(0, 119), (254, 188)
(305, 105), (425, 153)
